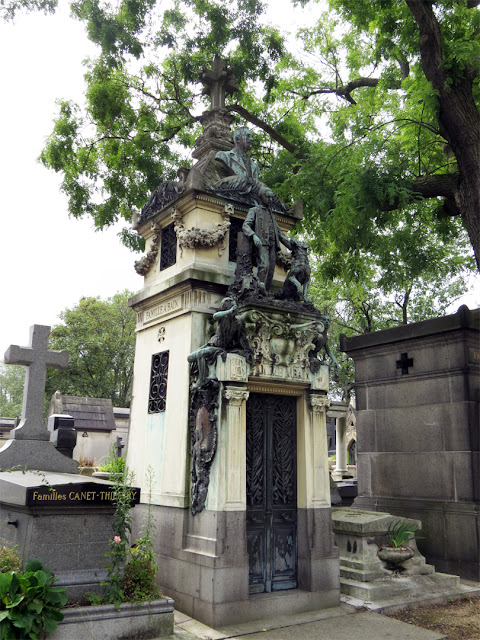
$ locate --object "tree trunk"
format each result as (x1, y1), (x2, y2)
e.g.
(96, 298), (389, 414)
(405, 0), (480, 271)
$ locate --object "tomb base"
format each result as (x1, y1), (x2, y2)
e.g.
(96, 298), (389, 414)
(0, 471), (139, 598)
(134, 504), (339, 628)
(332, 507), (460, 603)
(354, 496), (480, 582)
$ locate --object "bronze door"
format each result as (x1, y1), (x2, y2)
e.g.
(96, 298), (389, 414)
(246, 393), (297, 594)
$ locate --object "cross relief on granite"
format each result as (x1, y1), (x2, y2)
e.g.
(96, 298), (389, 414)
(4, 325), (69, 441)
(396, 352), (414, 375)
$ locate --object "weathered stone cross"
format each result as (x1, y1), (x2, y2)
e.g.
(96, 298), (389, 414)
(4, 325), (69, 441)
(199, 55), (239, 110)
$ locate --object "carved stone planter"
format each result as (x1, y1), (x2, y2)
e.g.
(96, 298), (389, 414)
(49, 598), (174, 640)
(378, 546), (415, 567)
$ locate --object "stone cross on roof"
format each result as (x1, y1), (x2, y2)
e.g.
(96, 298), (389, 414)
(4, 325), (69, 441)
(199, 55), (239, 110)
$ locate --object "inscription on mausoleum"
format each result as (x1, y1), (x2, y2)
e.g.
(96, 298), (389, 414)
(145, 297), (183, 322)
(470, 348), (480, 363)
(25, 483), (140, 507)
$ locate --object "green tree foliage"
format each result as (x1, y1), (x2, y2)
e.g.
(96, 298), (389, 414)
(308, 243), (473, 395)
(38, 0), (479, 274)
(37, 1), (479, 293)
(40, 0), (286, 250)
(46, 291), (136, 407)
(0, 0), (57, 21)
(0, 362), (24, 419)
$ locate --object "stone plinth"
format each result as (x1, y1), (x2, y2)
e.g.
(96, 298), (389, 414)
(332, 507), (459, 602)
(0, 471), (139, 598)
(340, 305), (480, 580)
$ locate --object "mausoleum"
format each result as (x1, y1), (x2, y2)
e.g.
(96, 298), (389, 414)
(126, 57), (340, 627)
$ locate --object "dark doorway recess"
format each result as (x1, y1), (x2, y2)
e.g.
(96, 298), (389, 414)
(246, 393), (297, 594)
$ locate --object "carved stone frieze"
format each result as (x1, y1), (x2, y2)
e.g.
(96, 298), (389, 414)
(172, 204), (232, 257)
(134, 221), (161, 275)
(236, 305), (329, 385)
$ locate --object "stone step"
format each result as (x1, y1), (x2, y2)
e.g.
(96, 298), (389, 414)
(340, 557), (385, 571)
(340, 571), (461, 602)
(340, 564), (385, 582)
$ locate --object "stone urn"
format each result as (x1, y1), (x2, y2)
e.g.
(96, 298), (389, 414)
(378, 545), (415, 567)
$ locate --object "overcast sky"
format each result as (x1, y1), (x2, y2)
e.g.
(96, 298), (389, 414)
(1, 3), (143, 351)
(1, 1), (478, 355)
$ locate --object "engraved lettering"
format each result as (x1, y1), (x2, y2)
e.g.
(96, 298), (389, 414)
(144, 297), (182, 322)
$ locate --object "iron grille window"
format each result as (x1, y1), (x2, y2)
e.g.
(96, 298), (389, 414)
(148, 351), (169, 413)
(160, 223), (177, 271)
(228, 217), (244, 263)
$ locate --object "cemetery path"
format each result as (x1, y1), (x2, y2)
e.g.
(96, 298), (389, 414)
(388, 596), (480, 640)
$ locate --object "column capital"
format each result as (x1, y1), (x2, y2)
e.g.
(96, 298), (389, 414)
(308, 393), (330, 413)
(223, 386), (249, 406)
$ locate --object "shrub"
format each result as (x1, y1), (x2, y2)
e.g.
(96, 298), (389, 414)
(121, 466), (160, 603)
(0, 543), (21, 573)
(0, 558), (67, 639)
(98, 442), (125, 474)
(121, 551), (160, 602)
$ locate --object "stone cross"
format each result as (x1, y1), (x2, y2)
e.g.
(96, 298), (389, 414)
(199, 55), (239, 110)
(4, 325), (69, 441)
(396, 352), (414, 375)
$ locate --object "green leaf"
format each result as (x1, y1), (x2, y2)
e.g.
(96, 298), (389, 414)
(0, 573), (12, 599)
(24, 559), (42, 573)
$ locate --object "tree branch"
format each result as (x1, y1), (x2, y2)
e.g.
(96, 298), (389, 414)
(293, 53), (410, 106)
(380, 172), (460, 213)
(225, 104), (303, 158)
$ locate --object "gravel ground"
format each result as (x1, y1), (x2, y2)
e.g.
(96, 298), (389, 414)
(387, 596), (480, 640)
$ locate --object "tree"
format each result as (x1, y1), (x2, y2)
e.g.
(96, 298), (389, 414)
(322, 0), (480, 269)
(38, 0), (480, 289)
(0, 362), (24, 418)
(46, 291), (136, 407)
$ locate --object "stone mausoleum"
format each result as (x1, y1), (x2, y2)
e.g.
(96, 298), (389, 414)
(341, 306), (480, 581)
(126, 58), (340, 627)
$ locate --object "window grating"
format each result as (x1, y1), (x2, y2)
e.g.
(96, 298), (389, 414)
(160, 223), (177, 271)
(148, 351), (169, 413)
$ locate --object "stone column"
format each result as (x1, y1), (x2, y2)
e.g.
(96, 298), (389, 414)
(222, 386), (249, 510)
(308, 393), (331, 506)
(333, 416), (348, 481)
(297, 392), (339, 595)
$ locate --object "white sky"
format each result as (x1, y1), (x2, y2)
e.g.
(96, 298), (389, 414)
(0, 1), (478, 354)
(0, 3), (143, 350)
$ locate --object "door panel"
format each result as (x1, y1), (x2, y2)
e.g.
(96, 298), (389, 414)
(246, 394), (297, 594)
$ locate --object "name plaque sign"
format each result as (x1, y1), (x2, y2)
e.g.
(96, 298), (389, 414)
(25, 482), (141, 507)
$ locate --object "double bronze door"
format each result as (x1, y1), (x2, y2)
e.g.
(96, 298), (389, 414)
(246, 393), (297, 594)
